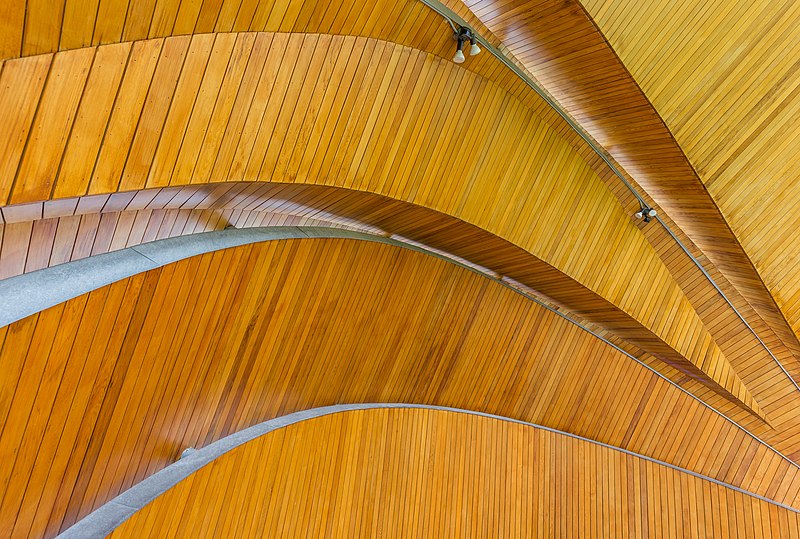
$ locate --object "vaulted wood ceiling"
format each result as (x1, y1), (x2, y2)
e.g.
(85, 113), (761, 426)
(108, 408), (800, 537)
(454, 0), (800, 365)
(0, 0), (786, 416)
(2, 0), (800, 536)
(581, 0), (800, 357)
(4, 238), (800, 537)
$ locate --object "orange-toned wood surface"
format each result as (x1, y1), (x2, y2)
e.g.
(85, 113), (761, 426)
(4, 179), (800, 453)
(2, 238), (800, 539)
(2, 0), (762, 382)
(1, 0), (795, 425)
(455, 0), (800, 367)
(579, 0), (800, 372)
(0, 180), (771, 417)
(2, 1), (800, 535)
(106, 408), (800, 538)
(5, 0), (799, 440)
(7, 183), (800, 444)
(0, 30), (757, 411)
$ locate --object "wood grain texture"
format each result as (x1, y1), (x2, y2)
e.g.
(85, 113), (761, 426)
(456, 0), (800, 368)
(0, 32), (757, 413)
(0, 0), (540, 110)
(0, 0), (761, 375)
(106, 407), (800, 538)
(2, 2), (800, 534)
(1, 237), (800, 539)
(579, 0), (800, 373)
(6, 184), (800, 452)
(1, 0), (794, 422)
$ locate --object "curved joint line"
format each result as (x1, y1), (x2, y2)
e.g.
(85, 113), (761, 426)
(56, 403), (800, 539)
(416, 0), (798, 393)
(0, 226), (795, 473)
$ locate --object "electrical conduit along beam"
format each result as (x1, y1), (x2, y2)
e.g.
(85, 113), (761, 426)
(0, 226), (788, 463)
(420, 0), (800, 391)
(57, 403), (800, 539)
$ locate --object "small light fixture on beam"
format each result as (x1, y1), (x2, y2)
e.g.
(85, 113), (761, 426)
(469, 34), (481, 56)
(634, 207), (658, 223)
(453, 27), (480, 64)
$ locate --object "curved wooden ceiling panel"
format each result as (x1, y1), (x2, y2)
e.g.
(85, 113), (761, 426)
(0, 0), (537, 110)
(2, 237), (798, 538)
(5, 188), (800, 449)
(101, 407), (800, 538)
(2, 1), (800, 535)
(579, 0), (800, 363)
(455, 0), (800, 369)
(0, 31), (761, 413)
(1, 0), (795, 417)
(5, 184), (800, 439)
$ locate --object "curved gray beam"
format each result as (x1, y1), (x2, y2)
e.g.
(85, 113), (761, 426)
(0, 227), (402, 328)
(419, 0), (799, 392)
(1, 225), (796, 478)
(56, 402), (800, 538)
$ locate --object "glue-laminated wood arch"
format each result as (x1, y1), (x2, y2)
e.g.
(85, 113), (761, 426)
(2, 234), (800, 539)
(0, 28), (762, 415)
(65, 406), (800, 538)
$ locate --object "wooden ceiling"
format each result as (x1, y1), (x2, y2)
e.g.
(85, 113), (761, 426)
(580, 0), (800, 358)
(3, 238), (800, 538)
(107, 407), (800, 538)
(0, 22), (769, 411)
(2, 0), (800, 536)
(456, 0), (800, 367)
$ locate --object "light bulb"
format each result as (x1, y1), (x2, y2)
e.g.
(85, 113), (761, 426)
(647, 208), (657, 217)
(453, 49), (466, 64)
(470, 42), (481, 56)
(634, 211), (643, 219)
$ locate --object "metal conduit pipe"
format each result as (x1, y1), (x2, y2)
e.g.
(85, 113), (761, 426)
(0, 226), (795, 472)
(417, 0), (800, 392)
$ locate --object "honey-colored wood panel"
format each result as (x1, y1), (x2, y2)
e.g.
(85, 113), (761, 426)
(22, 0), (66, 57)
(456, 0), (800, 368)
(100, 408), (800, 538)
(11, 48), (94, 203)
(0, 33), (756, 413)
(1, 237), (799, 539)
(7, 181), (800, 459)
(89, 39), (164, 195)
(0, 55), (52, 205)
(93, 0), (128, 46)
(118, 35), (192, 191)
(0, 2), (24, 60)
(0, 0), (554, 132)
(54, 42), (132, 199)
(60, 0), (101, 50)
(2, 0), (788, 427)
(578, 0), (800, 368)
(0, 179), (773, 421)
(2, 2), (791, 392)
